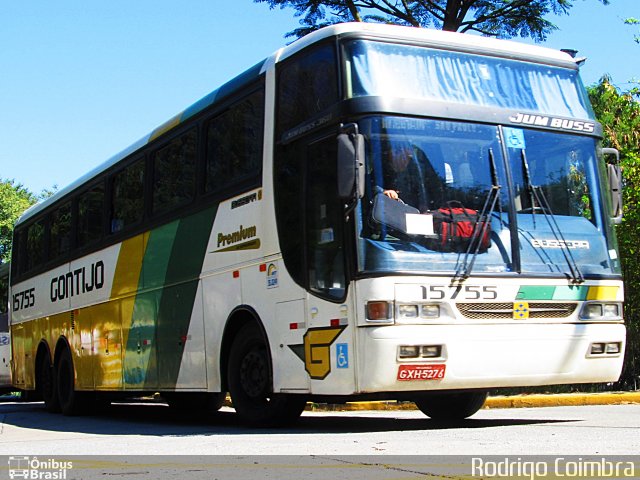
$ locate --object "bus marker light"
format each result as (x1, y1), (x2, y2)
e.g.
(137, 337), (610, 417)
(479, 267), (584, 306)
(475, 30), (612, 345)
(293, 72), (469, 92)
(366, 301), (391, 321)
(259, 264), (266, 272)
(289, 322), (305, 330)
(330, 319), (340, 327)
(233, 270), (240, 278)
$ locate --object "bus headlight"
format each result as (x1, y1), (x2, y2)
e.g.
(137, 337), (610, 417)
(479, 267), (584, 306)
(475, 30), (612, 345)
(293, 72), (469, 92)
(421, 304), (440, 318)
(396, 303), (441, 321)
(398, 304), (419, 318)
(580, 302), (622, 321)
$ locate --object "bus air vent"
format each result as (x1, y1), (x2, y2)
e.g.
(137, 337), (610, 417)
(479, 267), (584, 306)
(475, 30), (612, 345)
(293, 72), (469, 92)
(456, 302), (577, 320)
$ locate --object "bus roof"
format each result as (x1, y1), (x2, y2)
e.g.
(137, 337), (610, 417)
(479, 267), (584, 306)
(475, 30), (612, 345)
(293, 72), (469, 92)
(17, 22), (580, 226)
(276, 22), (578, 68)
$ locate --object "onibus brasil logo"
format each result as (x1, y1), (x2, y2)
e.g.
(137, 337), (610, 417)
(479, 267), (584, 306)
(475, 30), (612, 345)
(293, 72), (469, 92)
(8, 457), (73, 479)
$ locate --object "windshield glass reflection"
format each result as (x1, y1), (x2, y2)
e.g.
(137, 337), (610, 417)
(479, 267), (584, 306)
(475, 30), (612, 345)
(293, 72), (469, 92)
(356, 116), (620, 277)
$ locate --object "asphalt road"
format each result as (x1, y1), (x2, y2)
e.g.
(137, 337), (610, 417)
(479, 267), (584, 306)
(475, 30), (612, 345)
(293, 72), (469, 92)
(0, 399), (638, 456)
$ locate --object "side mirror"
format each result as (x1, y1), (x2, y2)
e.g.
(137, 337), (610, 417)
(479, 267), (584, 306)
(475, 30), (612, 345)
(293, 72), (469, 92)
(603, 148), (623, 224)
(337, 126), (365, 201)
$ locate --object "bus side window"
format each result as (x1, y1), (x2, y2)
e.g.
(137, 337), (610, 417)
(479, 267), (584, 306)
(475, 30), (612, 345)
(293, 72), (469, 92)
(49, 201), (72, 259)
(205, 89), (264, 194)
(276, 44), (338, 137)
(110, 158), (145, 233)
(77, 184), (105, 248)
(152, 129), (197, 216)
(26, 219), (46, 272)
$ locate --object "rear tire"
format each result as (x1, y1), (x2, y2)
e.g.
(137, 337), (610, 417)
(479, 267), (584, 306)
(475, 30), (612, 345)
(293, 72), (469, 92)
(56, 348), (84, 416)
(414, 391), (488, 420)
(37, 354), (59, 413)
(227, 323), (306, 426)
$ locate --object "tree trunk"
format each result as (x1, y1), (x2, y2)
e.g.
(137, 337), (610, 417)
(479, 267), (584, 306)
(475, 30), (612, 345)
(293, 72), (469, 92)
(442, 0), (463, 31)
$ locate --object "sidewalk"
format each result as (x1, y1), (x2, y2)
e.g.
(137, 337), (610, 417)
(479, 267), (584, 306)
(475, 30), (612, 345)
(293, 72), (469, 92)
(307, 391), (640, 411)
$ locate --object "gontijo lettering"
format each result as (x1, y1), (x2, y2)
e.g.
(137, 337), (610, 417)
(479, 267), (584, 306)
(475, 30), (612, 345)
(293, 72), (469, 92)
(50, 261), (105, 302)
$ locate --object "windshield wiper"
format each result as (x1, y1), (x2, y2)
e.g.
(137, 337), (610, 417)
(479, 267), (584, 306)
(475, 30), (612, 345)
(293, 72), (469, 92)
(520, 150), (584, 284)
(454, 148), (501, 281)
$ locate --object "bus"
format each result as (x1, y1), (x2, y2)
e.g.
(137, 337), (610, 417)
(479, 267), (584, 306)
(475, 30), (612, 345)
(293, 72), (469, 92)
(0, 263), (12, 391)
(9, 23), (625, 425)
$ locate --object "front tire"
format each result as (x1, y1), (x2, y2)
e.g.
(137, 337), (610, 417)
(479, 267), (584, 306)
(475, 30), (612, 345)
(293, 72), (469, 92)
(227, 323), (306, 426)
(414, 391), (488, 420)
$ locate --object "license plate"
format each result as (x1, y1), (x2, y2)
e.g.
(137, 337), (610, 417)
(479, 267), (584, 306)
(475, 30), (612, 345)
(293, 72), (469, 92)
(397, 364), (446, 381)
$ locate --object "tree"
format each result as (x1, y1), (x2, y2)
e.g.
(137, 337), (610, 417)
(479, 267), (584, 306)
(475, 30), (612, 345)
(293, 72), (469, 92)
(625, 17), (639, 44)
(0, 179), (38, 264)
(256, 0), (610, 40)
(588, 76), (640, 390)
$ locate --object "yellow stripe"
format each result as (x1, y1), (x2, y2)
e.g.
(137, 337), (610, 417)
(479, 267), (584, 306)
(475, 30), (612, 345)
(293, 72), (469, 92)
(114, 233), (149, 348)
(111, 233), (149, 299)
(75, 234), (150, 389)
(586, 286), (619, 301)
(149, 114), (182, 142)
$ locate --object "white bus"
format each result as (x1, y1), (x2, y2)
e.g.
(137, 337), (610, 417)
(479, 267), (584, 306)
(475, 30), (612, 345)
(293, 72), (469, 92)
(0, 263), (12, 390)
(10, 23), (625, 425)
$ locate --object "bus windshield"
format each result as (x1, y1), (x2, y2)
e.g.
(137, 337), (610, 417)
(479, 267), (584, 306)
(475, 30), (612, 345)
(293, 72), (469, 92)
(344, 39), (594, 119)
(356, 116), (620, 278)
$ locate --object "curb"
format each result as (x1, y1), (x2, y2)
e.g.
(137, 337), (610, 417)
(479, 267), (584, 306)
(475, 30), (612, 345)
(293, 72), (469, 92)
(306, 392), (640, 412)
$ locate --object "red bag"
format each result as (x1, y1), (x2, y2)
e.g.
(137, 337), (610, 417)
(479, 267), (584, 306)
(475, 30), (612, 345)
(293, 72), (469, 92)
(429, 202), (491, 252)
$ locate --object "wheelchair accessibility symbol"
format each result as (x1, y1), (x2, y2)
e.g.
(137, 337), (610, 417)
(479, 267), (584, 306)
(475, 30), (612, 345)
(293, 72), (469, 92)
(336, 343), (349, 369)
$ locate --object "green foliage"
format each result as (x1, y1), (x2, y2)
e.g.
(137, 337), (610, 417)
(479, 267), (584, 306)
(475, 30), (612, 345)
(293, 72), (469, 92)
(256, 0), (610, 40)
(588, 76), (640, 390)
(625, 17), (639, 44)
(0, 179), (38, 264)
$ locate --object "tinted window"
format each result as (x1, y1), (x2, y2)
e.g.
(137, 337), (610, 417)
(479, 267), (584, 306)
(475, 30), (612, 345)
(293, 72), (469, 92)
(306, 138), (345, 300)
(111, 158), (145, 233)
(50, 202), (72, 259)
(277, 45), (338, 136)
(273, 139), (304, 287)
(152, 129), (197, 215)
(26, 220), (46, 272)
(78, 184), (105, 247)
(205, 90), (264, 193)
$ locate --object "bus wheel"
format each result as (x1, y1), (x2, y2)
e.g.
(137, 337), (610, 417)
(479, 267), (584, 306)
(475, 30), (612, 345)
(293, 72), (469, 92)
(56, 349), (83, 416)
(414, 391), (488, 420)
(37, 354), (59, 413)
(227, 324), (306, 426)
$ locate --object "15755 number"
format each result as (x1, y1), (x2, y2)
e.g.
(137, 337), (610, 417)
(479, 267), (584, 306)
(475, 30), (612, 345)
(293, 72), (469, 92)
(13, 288), (35, 311)
(421, 285), (498, 301)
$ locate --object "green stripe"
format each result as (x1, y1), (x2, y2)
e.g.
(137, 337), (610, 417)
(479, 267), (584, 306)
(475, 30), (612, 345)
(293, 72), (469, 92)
(122, 206), (217, 389)
(516, 286), (555, 300)
(516, 285), (590, 301)
(552, 285), (589, 301)
(123, 222), (179, 387)
(155, 206), (217, 389)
